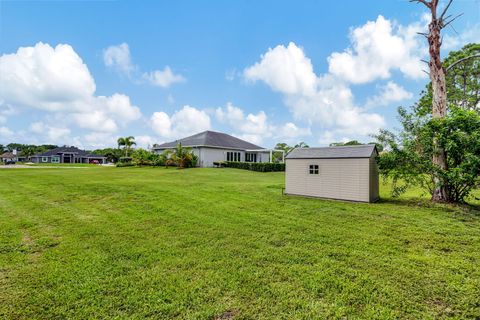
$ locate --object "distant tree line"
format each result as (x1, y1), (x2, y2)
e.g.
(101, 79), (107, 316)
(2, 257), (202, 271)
(0, 143), (58, 158)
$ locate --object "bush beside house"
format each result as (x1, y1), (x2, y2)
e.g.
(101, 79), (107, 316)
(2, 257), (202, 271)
(224, 161), (285, 172)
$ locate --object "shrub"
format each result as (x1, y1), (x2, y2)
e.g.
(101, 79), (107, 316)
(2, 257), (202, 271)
(224, 161), (285, 172)
(116, 162), (134, 167)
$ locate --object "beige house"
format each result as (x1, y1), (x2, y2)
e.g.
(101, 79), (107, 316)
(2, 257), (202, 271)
(285, 145), (379, 202)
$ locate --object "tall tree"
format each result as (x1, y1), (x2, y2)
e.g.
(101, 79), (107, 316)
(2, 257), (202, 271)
(411, 0), (457, 201)
(21, 147), (36, 160)
(117, 136), (136, 157)
(416, 43), (480, 116)
(294, 142), (309, 148)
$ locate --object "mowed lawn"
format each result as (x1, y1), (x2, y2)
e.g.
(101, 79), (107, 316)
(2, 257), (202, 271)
(0, 167), (479, 319)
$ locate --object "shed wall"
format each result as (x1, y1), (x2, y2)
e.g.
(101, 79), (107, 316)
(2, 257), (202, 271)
(369, 156), (380, 202)
(285, 158), (371, 202)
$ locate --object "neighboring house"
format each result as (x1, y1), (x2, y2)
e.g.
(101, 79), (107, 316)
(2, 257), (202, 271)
(153, 130), (280, 168)
(1, 151), (16, 163)
(30, 146), (106, 164)
(285, 145), (379, 203)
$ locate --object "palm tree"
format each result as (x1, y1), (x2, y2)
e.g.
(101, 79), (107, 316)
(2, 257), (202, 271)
(117, 136), (136, 157)
(170, 143), (194, 169)
(294, 141), (309, 148)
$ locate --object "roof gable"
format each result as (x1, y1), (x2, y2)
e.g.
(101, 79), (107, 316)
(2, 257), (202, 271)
(286, 145), (377, 159)
(154, 131), (264, 150)
(33, 146), (91, 157)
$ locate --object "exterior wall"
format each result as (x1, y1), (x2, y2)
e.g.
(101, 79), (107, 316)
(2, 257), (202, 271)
(155, 147), (271, 167)
(31, 156), (51, 163)
(198, 147), (245, 167)
(257, 151), (271, 163)
(369, 156), (380, 202)
(285, 158), (371, 202)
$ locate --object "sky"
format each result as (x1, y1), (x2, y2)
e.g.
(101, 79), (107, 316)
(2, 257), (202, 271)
(0, 0), (479, 150)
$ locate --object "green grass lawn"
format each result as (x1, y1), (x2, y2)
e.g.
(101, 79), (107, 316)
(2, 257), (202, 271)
(0, 167), (479, 319)
(23, 162), (102, 167)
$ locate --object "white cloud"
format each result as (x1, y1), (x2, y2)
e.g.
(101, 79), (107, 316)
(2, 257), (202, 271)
(143, 66), (185, 88)
(0, 42), (142, 137)
(150, 105), (211, 139)
(365, 81), (413, 108)
(244, 42), (317, 96)
(215, 102), (244, 125)
(244, 43), (385, 141)
(83, 132), (116, 149)
(215, 102), (310, 145)
(0, 126), (13, 138)
(103, 43), (135, 76)
(278, 122), (311, 139)
(29, 122), (71, 142)
(443, 24), (480, 51)
(0, 42), (95, 112)
(328, 15), (426, 83)
(0, 103), (15, 124)
(135, 135), (157, 149)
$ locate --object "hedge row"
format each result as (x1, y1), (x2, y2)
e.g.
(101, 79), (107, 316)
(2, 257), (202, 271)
(224, 161), (285, 172)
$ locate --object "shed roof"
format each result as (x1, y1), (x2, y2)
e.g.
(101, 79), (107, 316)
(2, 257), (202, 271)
(286, 145), (377, 159)
(153, 130), (264, 150)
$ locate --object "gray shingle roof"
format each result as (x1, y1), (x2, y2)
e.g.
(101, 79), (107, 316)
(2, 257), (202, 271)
(33, 146), (105, 158)
(153, 131), (264, 150)
(286, 145), (377, 159)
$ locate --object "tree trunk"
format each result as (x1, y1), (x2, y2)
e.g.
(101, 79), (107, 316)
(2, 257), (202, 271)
(426, 1), (450, 202)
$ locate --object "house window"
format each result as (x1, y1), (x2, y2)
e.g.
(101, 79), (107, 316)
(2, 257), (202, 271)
(245, 153), (257, 162)
(226, 151), (241, 162)
(42, 157), (49, 163)
(309, 164), (319, 174)
(51, 156), (60, 163)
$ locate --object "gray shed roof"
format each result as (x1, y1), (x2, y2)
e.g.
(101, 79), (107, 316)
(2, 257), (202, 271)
(153, 131), (264, 150)
(286, 145), (377, 159)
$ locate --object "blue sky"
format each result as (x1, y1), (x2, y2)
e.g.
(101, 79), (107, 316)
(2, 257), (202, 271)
(0, 0), (479, 149)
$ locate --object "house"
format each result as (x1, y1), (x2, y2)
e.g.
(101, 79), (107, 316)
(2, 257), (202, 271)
(1, 151), (16, 163)
(30, 146), (106, 164)
(285, 145), (379, 202)
(153, 130), (281, 167)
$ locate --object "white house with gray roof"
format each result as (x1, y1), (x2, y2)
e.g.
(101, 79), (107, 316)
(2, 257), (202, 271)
(153, 130), (277, 167)
(285, 145), (379, 202)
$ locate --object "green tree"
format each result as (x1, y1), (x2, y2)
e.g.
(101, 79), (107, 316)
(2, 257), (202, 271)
(272, 142), (292, 162)
(117, 136), (136, 157)
(21, 147), (36, 160)
(416, 43), (480, 116)
(168, 143), (196, 168)
(92, 148), (123, 163)
(294, 142), (309, 148)
(329, 140), (384, 152)
(377, 107), (480, 203)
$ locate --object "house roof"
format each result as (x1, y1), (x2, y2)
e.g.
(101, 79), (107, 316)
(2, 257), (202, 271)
(33, 146), (105, 158)
(286, 145), (377, 159)
(1, 152), (14, 159)
(153, 130), (264, 150)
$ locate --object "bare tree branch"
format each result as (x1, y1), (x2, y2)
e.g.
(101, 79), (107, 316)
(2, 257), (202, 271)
(439, 0), (454, 21)
(410, 0), (432, 8)
(443, 13), (463, 28)
(446, 54), (480, 72)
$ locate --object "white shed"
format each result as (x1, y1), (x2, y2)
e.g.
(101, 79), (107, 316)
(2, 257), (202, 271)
(285, 145), (379, 202)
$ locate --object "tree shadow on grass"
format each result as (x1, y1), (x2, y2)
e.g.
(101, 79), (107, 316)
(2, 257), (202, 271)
(378, 196), (480, 222)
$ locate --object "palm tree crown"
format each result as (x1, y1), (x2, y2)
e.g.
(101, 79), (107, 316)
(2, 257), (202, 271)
(117, 136), (136, 157)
